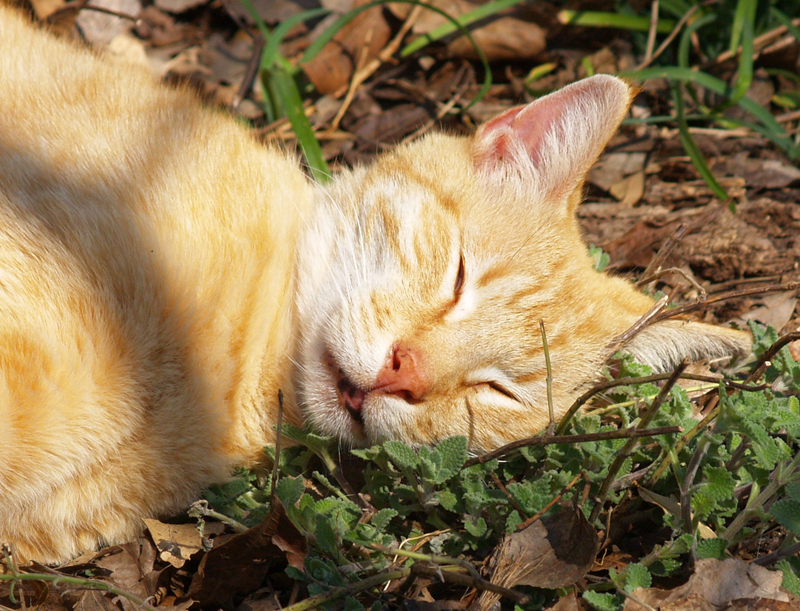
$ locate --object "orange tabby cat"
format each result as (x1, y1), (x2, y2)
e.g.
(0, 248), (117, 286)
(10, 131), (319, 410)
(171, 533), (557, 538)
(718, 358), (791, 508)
(0, 6), (749, 563)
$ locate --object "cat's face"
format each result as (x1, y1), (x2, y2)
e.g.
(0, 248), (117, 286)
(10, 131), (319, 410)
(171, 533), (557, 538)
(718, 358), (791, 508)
(295, 76), (749, 451)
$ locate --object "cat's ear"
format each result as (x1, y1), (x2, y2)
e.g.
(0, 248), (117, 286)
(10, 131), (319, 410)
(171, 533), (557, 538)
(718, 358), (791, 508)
(621, 320), (752, 373)
(473, 75), (635, 204)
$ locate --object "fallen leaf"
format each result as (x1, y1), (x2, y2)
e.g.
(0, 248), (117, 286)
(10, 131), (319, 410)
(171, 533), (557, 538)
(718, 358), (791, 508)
(475, 507), (598, 611)
(144, 520), (203, 568)
(623, 558), (795, 611)
(186, 497), (306, 610)
(741, 291), (798, 331)
(302, 0), (391, 94)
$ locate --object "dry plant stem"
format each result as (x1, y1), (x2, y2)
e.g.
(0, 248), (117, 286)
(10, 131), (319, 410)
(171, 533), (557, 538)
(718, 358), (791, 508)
(370, 545), (529, 604)
(744, 331), (800, 384)
(649, 282), (799, 325)
(634, 3), (702, 70)
(643, 0), (659, 66)
(188, 500), (248, 533)
(589, 359), (690, 524)
(680, 432), (712, 537)
(272, 389), (285, 498)
(540, 320), (555, 429)
(640, 220), (689, 280)
(410, 564), (529, 604)
(637, 267), (707, 299)
(0, 573), (157, 611)
(554, 371), (765, 437)
(329, 4), (423, 130)
(643, 398), (721, 488)
(47, 2), (138, 22)
(604, 296), (669, 360)
(516, 472), (583, 531)
(754, 540), (800, 567)
(776, 109), (800, 124)
(491, 473), (529, 519)
(642, 221), (689, 280)
(703, 17), (800, 68)
(231, 34), (265, 112)
(463, 426), (681, 468)
(282, 568), (409, 611)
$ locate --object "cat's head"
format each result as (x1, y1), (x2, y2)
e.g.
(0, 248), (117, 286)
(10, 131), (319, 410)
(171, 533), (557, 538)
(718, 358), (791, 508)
(295, 75), (750, 452)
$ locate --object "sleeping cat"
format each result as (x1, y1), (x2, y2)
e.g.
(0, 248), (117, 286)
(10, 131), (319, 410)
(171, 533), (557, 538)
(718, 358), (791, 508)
(0, 5), (749, 564)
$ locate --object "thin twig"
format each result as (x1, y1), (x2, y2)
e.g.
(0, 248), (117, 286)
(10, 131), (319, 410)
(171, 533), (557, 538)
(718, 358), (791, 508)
(516, 472), (583, 531)
(231, 34), (265, 112)
(555, 371), (765, 437)
(642, 0), (660, 68)
(744, 331), (800, 385)
(589, 359), (689, 524)
(649, 282), (798, 325)
(464, 426), (681, 468)
(634, 4), (705, 70)
(604, 296), (670, 360)
(637, 267), (707, 300)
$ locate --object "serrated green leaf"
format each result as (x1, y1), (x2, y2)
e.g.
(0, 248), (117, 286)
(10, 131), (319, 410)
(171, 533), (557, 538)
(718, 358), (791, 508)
(437, 436), (468, 472)
(624, 563), (651, 592)
(464, 516), (487, 537)
(702, 466), (736, 500)
(371, 508), (397, 532)
(343, 596), (365, 611)
(316, 514), (338, 556)
(384, 440), (419, 470)
(279, 424), (312, 444)
(671, 533), (695, 555)
(696, 537), (729, 559)
(692, 490), (717, 520)
(777, 559), (800, 598)
(770, 498), (800, 536)
(786, 481), (800, 503)
(275, 476), (305, 508)
(583, 590), (623, 611)
(435, 489), (459, 512)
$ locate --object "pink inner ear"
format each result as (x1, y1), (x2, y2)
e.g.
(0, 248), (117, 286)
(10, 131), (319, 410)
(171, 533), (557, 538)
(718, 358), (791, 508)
(474, 76), (628, 172)
(509, 96), (568, 167)
(476, 85), (585, 168)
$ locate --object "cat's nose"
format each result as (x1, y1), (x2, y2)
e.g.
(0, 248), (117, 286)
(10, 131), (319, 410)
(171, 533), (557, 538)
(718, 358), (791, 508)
(373, 343), (431, 401)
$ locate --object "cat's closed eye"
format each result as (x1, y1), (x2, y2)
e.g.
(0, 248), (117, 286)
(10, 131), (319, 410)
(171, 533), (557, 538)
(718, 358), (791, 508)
(454, 254), (465, 299)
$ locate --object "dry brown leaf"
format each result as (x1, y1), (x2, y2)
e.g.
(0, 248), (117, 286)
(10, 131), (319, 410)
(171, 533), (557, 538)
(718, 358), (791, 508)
(144, 519), (203, 568)
(623, 558), (795, 611)
(588, 152), (648, 192)
(545, 592), (582, 610)
(741, 291), (798, 331)
(403, 0), (545, 61)
(186, 497), (306, 610)
(474, 507), (598, 611)
(302, 0), (391, 94)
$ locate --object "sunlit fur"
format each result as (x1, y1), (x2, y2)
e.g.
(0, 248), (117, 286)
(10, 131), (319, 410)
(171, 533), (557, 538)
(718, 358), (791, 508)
(0, 6), (749, 563)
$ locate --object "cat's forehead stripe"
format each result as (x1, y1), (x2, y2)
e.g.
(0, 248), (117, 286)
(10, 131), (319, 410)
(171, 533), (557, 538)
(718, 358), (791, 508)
(376, 157), (459, 214)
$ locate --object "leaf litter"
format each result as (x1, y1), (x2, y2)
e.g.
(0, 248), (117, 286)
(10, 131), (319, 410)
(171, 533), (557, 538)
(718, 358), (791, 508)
(3, 0), (800, 609)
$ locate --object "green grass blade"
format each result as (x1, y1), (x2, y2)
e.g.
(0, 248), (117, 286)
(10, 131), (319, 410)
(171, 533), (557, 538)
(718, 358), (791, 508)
(557, 10), (675, 33)
(261, 68), (330, 184)
(672, 83), (729, 203)
(400, 0), (525, 56)
(262, 7), (330, 71)
(624, 66), (795, 157)
(726, 0), (756, 107)
(771, 8), (800, 43)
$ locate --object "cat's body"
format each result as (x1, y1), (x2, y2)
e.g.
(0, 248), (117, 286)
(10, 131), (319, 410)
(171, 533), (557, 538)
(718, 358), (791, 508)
(0, 6), (749, 563)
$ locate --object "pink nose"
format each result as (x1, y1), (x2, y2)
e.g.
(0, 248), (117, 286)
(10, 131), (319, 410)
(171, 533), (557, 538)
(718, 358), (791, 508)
(373, 343), (431, 401)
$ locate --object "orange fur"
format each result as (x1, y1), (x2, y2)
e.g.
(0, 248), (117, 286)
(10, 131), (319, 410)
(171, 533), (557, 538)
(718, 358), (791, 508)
(0, 7), (750, 563)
